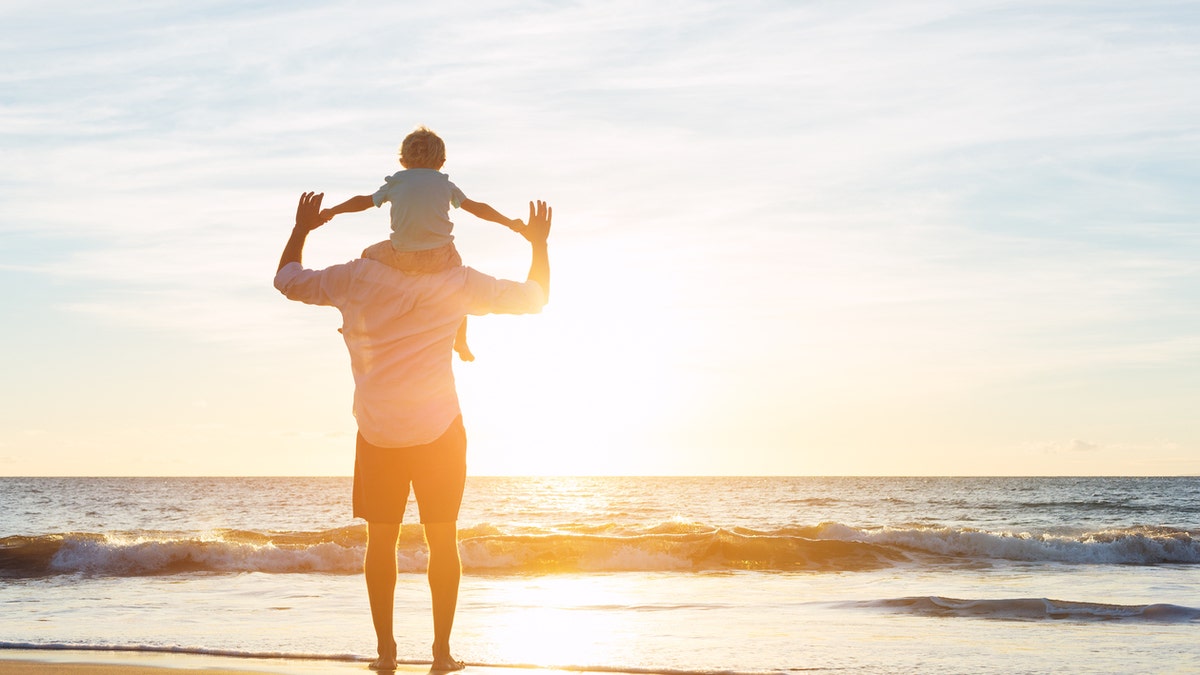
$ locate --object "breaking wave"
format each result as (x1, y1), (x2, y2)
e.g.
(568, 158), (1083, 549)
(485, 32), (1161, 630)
(851, 596), (1200, 623)
(2, 521), (1196, 578)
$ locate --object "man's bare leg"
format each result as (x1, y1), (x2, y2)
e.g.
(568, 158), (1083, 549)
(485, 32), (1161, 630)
(424, 522), (464, 671)
(366, 522), (401, 671)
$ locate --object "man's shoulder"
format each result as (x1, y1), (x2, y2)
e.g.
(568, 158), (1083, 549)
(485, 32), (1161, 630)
(458, 265), (504, 283)
(456, 267), (546, 314)
(316, 257), (373, 275)
(460, 266), (542, 297)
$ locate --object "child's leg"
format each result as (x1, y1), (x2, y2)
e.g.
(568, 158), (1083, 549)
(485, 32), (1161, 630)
(453, 317), (474, 362)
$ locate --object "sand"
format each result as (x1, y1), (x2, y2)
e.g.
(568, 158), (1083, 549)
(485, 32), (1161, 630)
(0, 650), (597, 675)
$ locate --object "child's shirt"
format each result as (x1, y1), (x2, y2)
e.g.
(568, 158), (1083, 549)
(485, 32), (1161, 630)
(372, 168), (468, 252)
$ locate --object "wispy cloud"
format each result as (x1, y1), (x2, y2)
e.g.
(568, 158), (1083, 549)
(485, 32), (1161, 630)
(3, 0), (1198, 473)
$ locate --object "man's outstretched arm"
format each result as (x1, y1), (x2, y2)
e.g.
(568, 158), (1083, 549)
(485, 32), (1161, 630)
(277, 191), (325, 273)
(521, 200), (552, 301)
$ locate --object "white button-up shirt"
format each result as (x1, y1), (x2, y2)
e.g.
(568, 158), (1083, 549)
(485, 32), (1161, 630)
(275, 260), (546, 447)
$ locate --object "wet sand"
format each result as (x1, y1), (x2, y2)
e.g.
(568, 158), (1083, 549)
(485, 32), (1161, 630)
(0, 650), (611, 675)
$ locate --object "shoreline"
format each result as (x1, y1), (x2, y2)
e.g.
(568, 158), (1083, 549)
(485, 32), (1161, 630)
(0, 650), (695, 675)
(0, 649), (383, 674)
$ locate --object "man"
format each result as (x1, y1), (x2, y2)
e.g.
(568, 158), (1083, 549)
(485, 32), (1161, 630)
(275, 192), (551, 671)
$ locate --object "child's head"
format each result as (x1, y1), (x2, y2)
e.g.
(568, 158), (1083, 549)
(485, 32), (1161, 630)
(399, 126), (446, 170)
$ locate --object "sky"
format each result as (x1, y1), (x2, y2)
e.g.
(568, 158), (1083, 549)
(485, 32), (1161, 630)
(2, 0), (1198, 476)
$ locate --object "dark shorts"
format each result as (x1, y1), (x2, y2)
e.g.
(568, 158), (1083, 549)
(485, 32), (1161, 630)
(352, 416), (467, 524)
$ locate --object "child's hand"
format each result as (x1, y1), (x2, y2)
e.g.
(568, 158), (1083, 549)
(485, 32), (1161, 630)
(507, 218), (524, 233)
(319, 208), (335, 223)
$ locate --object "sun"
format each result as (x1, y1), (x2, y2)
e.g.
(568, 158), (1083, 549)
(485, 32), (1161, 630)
(454, 259), (690, 476)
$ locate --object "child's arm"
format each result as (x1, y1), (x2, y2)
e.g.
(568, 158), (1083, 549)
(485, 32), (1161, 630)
(319, 194), (375, 222)
(460, 198), (523, 232)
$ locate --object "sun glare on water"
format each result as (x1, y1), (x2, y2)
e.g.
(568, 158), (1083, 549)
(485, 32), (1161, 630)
(467, 576), (637, 667)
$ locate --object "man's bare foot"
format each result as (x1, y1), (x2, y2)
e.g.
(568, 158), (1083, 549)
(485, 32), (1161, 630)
(369, 656), (397, 671)
(454, 345), (475, 362)
(430, 655), (465, 672)
(370, 640), (397, 671)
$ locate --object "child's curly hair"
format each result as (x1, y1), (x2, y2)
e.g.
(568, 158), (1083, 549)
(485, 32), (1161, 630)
(399, 126), (446, 170)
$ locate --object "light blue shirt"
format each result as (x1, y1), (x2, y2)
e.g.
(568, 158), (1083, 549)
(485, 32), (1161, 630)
(371, 168), (468, 251)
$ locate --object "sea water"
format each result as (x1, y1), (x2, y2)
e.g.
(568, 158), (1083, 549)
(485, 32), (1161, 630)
(2, 476), (1198, 674)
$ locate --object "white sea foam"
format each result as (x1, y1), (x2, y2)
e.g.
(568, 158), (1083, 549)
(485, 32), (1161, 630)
(815, 523), (1200, 565)
(44, 534), (365, 575)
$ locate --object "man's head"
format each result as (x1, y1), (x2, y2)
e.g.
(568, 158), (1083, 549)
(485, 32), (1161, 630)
(399, 126), (446, 170)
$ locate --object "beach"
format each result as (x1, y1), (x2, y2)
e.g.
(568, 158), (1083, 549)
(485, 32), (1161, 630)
(0, 648), (359, 674)
(0, 649), (626, 675)
(3, 476), (1199, 674)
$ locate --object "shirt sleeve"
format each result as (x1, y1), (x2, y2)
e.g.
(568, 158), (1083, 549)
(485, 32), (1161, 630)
(448, 180), (466, 209)
(461, 267), (546, 316)
(371, 178), (392, 208)
(274, 261), (355, 307)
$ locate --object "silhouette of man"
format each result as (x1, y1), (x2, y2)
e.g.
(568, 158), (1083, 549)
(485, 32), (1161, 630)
(275, 192), (551, 671)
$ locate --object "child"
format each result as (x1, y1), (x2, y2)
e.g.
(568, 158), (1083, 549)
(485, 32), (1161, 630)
(319, 126), (524, 361)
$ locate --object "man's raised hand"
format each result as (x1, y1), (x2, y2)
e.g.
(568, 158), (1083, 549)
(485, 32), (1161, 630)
(521, 200), (552, 245)
(294, 192), (326, 233)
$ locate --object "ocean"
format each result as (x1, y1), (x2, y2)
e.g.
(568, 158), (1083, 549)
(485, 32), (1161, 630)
(1, 476), (1198, 674)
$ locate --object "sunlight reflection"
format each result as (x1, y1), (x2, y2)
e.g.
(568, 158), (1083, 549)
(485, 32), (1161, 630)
(469, 576), (634, 667)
